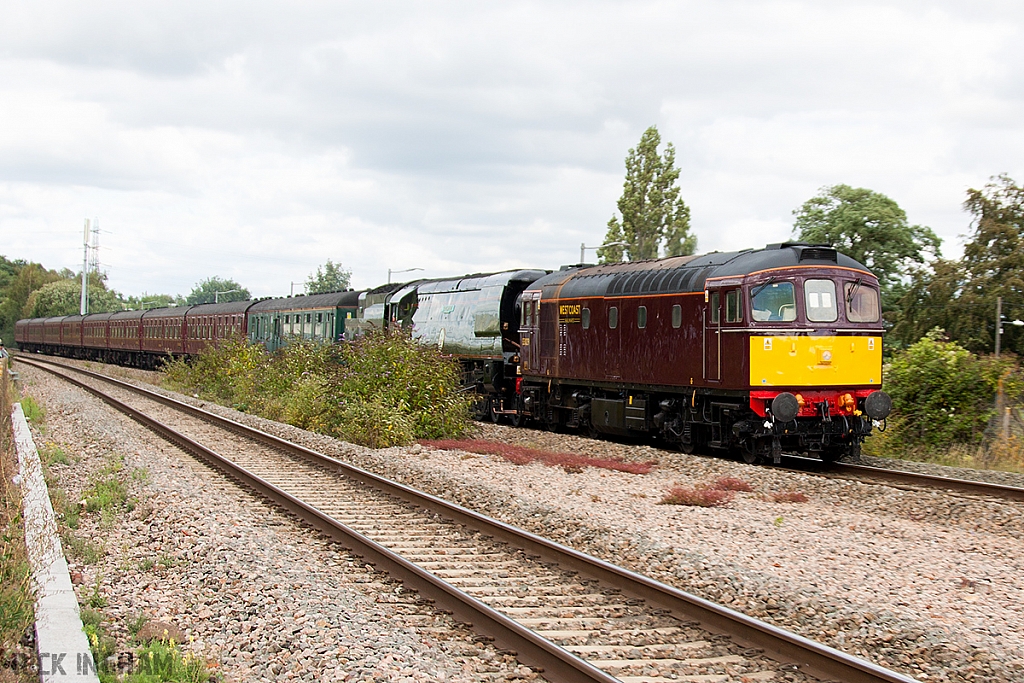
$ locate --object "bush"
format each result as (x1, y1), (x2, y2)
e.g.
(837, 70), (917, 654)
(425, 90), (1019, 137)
(163, 330), (470, 448)
(881, 329), (1024, 453)
(336, 399), (416, 449)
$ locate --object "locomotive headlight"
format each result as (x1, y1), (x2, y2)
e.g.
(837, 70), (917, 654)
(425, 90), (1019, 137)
(864, 391), (892, 420)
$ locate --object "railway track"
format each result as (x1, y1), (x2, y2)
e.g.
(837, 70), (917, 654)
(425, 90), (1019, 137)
(777, 454), (1024, 503)
(16, 355), (919, 683)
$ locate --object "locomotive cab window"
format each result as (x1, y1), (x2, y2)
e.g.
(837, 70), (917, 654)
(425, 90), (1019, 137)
(609, 306), (619, 329)
(845, 280), (880, 322)
(637, 306), (647, 329)
(751, 281), (796, 321)
(710, 292), (720, 324)
(582, 307), (591, 329)
(672, 304), (682, 328)
(725, 290), (741, 323)
(805, 279), (838, 322)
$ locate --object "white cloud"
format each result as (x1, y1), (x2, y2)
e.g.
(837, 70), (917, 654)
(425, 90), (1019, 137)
(2, 1), (1024, 301)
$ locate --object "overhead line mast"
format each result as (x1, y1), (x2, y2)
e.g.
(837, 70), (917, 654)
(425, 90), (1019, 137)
(80, 218), (99, 315)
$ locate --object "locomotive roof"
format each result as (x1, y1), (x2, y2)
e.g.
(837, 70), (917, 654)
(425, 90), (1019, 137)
(531, 243), (874, 298)
(248, 290), (363, 312)
(391, 269), (550, 301)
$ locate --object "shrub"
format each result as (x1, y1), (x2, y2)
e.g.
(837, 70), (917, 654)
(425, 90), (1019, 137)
(164, 331), (471, 448)
(659, 486), (735, 507)
(336, 399), (416, 449)
(882, 329), (1024, 452)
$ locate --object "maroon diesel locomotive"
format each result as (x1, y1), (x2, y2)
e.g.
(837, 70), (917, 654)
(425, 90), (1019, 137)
(512, 243), (891, 463)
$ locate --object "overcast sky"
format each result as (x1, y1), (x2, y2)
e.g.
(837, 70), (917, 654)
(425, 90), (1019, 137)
(2, 1), (1022, 298)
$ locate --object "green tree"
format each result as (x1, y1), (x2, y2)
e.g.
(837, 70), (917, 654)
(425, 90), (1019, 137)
(891, 175), (1024, 354)
(598, 126), (696, 263)
(186, 277), (250, 305)
(0, 262), (63, 345)
(792, 184), (940, 306)
(24, 276), (122, 317)
(305, 260), (352, 294)
(958, 174), (1024, 355)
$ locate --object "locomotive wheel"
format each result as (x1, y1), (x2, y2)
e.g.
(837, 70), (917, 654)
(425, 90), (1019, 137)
(510, 412), (524, 428)
(741, 449), (762, 465)
(488, 400), (502, 424)
(741, 437), (767, 465)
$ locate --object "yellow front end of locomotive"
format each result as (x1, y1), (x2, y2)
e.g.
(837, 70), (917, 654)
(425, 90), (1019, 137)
(749, 335), (882, 387)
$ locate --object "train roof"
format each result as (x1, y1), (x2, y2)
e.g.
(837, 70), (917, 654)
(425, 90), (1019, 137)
(43, 316), (68, 324)
(142, 306), (189, 319)
(186, 300), (255, 316)
(84, 312), (116, 322)
(532, 243), (875, 299)
(248, 290), (363, 312)
(109, 310), (146, 321)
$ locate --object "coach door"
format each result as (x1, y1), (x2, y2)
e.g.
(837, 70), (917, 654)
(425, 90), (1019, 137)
(704, 288), (721, 382)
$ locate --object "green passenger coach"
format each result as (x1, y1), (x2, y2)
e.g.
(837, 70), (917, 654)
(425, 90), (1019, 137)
(248, 290), (362, 352)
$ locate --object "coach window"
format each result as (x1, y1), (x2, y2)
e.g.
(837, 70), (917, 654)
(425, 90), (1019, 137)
(845, 281), (880, 323)
(672, 304), (682, 329)
(805, 279), (838, 322)
(637, 306), (647, 329)
(582, 307), (591, 329)
(710, 292), (720, 324)
(725, 290), (742, 323)
(609, 306), (619, 329)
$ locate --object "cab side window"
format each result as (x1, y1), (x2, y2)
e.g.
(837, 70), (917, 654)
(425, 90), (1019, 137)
(710, 292), (720, 324)
(725, 290), (742, 323)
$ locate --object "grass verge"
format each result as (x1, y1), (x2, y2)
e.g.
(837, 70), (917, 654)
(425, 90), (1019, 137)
(1, 368), (35, 681)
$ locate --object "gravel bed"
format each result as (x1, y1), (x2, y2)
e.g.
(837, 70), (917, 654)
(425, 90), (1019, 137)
(21, 357), (1024, 682)
(17, 365), (538, 683)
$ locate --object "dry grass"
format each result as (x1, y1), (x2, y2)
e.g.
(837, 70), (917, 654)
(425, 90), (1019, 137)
(767, 491), (809, 503)
(710, 476), (754, 492)
(418, 439), (654, 475)
(659, 485), (735, 507)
